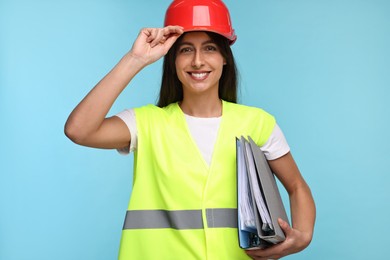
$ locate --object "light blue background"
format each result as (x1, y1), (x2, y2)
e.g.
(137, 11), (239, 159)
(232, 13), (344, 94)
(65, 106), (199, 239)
(1, 0), (389, 259)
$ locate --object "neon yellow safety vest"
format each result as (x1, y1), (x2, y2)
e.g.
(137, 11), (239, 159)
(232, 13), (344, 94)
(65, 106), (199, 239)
(118, 100), (275, 260)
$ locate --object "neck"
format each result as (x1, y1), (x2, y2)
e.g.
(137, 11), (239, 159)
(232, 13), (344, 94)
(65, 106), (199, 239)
(180, 94), (222, 118)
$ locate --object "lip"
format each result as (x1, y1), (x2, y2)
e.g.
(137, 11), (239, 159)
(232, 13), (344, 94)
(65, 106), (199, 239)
(187, 71), (211, 81)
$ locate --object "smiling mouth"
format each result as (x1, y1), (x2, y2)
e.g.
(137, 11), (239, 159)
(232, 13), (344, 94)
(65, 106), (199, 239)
(188, 72), (210, 80)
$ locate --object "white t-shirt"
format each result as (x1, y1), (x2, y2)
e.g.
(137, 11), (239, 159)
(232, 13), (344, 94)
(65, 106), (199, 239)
(115, 108), (290, 164)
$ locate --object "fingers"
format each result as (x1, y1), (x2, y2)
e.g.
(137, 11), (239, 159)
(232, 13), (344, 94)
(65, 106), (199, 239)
(130, 26), (183, 65)
(245, 221), (289, 259)
(245, 244), (283, 260)
(144, 26), (183, 47)
(278, 218), (293, 236)
(246, 250), (280, 260)
(246, 221), (310, 259)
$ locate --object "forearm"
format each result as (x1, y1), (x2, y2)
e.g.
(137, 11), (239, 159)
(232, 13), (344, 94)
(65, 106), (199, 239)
(65, 52), (146, 140)
(268, 153), (316, 244)
(289, 181), (316, 246)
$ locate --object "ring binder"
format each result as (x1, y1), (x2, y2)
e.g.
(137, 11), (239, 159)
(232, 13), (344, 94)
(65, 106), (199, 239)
(236, 136), (290, 249)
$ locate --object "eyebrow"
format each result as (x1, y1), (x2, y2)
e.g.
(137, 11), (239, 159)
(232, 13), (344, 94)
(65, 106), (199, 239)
(178, 40), (216, 47)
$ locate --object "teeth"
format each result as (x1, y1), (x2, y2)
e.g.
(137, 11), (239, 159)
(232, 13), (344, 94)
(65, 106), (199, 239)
(191, 72), (208, 79)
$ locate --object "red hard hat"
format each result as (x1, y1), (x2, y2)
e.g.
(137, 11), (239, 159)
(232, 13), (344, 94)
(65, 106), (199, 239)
(164, 0), (237, 45)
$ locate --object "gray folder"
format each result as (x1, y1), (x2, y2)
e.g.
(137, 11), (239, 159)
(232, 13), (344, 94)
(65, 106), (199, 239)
(236, 136), (290, 249)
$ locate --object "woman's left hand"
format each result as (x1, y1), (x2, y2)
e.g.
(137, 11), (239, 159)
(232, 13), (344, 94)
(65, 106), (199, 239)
(245, 218), (312, 260)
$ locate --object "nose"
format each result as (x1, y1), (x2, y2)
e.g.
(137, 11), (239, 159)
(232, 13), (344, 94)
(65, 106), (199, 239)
(191, 50), (204, 68)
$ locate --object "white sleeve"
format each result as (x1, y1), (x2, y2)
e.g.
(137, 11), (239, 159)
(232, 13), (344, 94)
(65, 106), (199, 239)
(260, 124), (290, 160)
(114, 109), (138, 155)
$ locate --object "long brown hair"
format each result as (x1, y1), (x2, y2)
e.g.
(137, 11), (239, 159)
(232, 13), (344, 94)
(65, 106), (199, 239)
(157, 32), (238, 107)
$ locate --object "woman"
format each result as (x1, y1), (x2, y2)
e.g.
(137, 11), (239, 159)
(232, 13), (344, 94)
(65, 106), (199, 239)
(65, 0), (315, 259)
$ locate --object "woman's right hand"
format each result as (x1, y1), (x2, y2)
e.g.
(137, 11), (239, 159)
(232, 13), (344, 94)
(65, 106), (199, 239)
(129, 26), (184, 66)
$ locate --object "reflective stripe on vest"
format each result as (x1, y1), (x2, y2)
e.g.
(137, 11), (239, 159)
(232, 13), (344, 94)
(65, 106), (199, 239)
(123, 208), (237, 230)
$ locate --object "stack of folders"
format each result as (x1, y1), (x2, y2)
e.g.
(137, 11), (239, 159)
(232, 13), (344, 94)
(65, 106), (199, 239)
(236, 136), (290, 249)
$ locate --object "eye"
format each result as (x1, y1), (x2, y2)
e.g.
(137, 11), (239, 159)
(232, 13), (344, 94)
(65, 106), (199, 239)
(204, 45), (218, 52)
(179, 47), (193, 54)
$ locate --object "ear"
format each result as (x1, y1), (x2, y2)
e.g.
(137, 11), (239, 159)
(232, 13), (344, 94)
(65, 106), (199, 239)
(222, 56), (227, 65)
